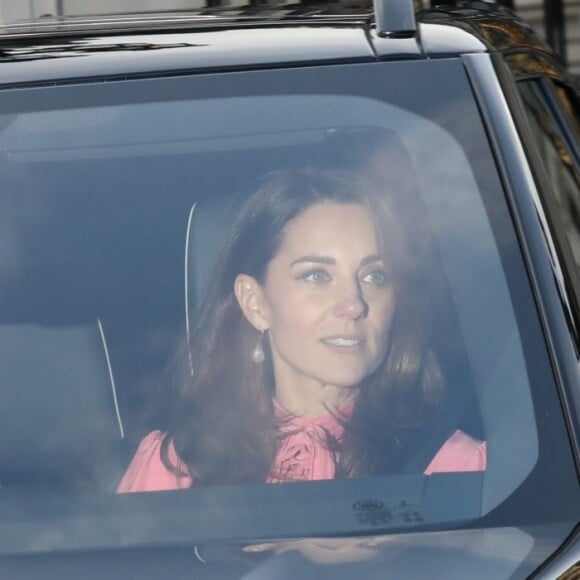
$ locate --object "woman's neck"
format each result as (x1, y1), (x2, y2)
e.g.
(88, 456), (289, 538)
(274, 381), (355, 418)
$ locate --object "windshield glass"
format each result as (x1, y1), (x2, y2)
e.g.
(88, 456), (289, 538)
(0, 59), (574, 556)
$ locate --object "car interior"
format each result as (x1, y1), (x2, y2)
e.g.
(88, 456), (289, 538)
(0, 110), (501, 495)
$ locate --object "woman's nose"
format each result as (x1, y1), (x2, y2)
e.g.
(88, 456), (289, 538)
(332, 283), (367, 319)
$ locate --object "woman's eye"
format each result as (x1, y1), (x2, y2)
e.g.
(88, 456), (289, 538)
(302, 269), (331, 284)
(361, 269), (389, 287)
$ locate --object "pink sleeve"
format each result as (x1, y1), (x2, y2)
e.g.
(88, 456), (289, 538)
(117, 431), (193, 493)
(424, 430), (487, 475)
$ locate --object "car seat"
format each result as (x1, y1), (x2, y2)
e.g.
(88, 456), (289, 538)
(0, 320), (125, 493)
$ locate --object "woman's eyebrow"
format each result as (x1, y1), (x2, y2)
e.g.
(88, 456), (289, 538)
(290, 254), (382, 267)
(290, 255), (335, 267)
(360, 254), (382, 267)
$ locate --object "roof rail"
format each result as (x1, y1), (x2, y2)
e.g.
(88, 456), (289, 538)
(373, 0), (416, 36)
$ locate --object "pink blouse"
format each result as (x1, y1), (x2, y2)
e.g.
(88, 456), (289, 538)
(117, 405), (486, 493)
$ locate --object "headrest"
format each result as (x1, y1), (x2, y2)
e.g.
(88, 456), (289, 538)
(0, 321), (124, 492)
(185, 195), (240, 335)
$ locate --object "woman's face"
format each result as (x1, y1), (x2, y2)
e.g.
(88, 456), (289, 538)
(247, 201), (397, 397)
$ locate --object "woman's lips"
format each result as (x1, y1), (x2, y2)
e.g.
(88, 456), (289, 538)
(321, 337), (365, 350)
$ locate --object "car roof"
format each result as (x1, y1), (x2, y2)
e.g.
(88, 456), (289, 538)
(0, 1), (570, 87)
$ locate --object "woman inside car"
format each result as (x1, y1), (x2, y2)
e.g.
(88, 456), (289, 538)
(118, 166), (486, 492)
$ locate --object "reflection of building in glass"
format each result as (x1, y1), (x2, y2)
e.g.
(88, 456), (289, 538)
(514, 0), (579, 75)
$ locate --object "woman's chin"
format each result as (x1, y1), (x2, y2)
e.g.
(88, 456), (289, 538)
(317, 371), (371, 390)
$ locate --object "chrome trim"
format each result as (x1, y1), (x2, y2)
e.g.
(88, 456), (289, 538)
(185, 202), (197, 375)
(0, 12), (371, 38)
(97, 317), (124, 439)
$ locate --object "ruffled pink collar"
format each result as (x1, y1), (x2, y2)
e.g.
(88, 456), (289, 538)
(268, 399), (353, 483)
(272, 398), (353, 434)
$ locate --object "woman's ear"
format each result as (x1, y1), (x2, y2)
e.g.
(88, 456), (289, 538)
(234, 274), (270, 331)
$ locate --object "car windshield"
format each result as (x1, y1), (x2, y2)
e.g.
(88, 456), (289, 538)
(0, 59), (575, 558)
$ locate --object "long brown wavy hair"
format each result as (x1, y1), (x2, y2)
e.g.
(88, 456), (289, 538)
(162, 162), (447, 485)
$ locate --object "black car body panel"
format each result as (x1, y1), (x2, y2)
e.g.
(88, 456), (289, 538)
(0, 26), (378, 86)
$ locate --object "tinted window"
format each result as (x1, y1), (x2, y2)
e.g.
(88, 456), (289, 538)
(0, 60), (575, 555)
(551, 81), (580, 142)
(517, 79), (580, 333)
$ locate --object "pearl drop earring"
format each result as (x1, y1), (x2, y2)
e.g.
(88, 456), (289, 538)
(252, 329), (265, 364)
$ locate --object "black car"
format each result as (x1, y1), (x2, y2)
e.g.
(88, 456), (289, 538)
(0, 1), (578, 578)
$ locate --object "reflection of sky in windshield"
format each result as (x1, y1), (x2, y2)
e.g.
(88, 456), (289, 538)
(0, 188), (52, 296)
(0, 196), (24, 293)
